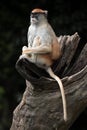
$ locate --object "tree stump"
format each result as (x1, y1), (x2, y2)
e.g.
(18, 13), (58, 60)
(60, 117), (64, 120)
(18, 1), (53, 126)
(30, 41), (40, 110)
(10, 33), (87, 130)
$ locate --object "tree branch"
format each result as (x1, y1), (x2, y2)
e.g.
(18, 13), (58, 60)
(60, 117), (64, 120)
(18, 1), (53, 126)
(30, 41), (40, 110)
(10, 33), (87, 130)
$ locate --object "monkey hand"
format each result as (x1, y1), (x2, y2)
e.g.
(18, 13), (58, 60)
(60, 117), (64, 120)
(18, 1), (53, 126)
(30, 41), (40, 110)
(22, 46), (28, 52)
(22, 46), (29, 54)
(22, 46), (32, 58)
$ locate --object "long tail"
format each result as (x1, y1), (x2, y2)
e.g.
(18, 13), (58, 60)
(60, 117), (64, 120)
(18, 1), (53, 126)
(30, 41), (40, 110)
(46, 67), (67, 121)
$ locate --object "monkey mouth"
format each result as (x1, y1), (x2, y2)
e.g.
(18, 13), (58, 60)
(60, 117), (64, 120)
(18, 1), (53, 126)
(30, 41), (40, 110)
(31, 18), (38, 23)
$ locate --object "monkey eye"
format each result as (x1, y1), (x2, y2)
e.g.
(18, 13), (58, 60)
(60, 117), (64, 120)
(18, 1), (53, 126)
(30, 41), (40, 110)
(31, 13), (39, 18)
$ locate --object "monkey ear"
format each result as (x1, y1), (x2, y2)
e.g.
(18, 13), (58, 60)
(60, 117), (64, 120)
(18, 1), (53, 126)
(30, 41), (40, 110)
(44, 10), (48, 15)
(44, 10), (48, 17)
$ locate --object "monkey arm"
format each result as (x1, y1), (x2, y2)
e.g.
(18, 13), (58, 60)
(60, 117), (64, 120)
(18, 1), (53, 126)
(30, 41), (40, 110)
(22, 44), (52, 54)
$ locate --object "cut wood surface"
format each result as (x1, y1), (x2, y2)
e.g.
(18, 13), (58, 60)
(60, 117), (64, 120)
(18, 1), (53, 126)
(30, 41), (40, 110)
(10, 33), (87, 130)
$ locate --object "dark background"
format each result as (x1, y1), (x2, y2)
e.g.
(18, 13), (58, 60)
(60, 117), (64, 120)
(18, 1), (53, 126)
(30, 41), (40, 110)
(0, 0), (87, 130)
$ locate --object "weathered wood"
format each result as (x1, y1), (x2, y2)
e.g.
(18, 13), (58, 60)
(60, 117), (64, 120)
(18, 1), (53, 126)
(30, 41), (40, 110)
(54, 32), (80, 75)
(66, 43), (87, 76)
(10, 33), (87, 130)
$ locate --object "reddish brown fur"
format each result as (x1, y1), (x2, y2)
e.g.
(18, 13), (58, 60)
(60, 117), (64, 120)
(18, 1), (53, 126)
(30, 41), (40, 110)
(32, 8), (45, 13)
(52, 39), (61, 60)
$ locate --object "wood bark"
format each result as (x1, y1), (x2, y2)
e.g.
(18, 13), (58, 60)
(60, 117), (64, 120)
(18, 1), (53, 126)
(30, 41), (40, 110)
(10, 33), (87, 130)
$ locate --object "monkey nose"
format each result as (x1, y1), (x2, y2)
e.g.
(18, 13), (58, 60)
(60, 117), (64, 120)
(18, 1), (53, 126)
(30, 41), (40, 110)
(31, 14), (35, 18)
(32, 15), (34, 18)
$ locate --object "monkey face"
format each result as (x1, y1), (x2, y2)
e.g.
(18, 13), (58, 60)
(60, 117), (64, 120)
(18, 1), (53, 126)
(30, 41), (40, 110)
(30, 12), (47, 24)
(30, 12), (39, 24)
(30, 9), (48, 24)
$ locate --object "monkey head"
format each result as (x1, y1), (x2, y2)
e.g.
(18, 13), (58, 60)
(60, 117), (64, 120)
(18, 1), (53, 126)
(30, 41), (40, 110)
(30, 8), (48, 24)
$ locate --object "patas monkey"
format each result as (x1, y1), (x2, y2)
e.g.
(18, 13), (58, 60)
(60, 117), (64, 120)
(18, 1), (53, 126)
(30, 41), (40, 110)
(21, 8), (67, 121)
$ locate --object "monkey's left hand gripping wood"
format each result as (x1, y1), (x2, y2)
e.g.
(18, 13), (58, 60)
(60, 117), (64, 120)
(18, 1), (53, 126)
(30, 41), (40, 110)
(10, 33), (87, 130)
